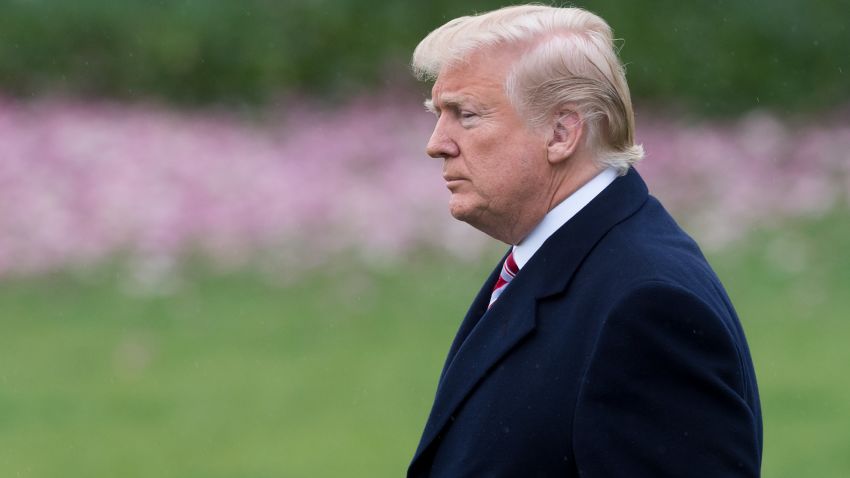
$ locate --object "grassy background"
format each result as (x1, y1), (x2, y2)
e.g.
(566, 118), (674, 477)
(1, 210), (849, 477)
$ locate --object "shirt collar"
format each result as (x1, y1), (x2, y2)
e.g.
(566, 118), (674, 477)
(513, 167), (619, 269)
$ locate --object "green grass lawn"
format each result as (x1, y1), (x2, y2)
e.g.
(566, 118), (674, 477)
(1, 211), (849, 477)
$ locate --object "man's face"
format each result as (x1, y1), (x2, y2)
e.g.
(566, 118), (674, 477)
(425, 49), (551, 242)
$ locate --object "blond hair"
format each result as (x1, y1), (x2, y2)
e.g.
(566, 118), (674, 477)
(412, 5), (644, 173)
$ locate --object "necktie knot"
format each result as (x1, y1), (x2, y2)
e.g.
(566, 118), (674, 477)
(488, 251), (519, 308)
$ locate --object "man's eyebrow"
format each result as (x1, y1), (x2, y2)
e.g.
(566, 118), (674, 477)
(424, 99), (437, 114)
(424, 95), (475, 114)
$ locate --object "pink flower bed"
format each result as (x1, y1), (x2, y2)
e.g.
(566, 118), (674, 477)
(1, 93), (848, 282)
(638, 109), (850, 246)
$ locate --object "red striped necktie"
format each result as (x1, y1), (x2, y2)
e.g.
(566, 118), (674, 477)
(488, 250), (519, 308)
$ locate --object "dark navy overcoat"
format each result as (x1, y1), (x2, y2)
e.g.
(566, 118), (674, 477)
(408, 169), (763, 477)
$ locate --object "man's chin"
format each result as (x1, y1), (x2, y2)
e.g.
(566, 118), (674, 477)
(448, 200), (505, 241)
(448, 207), (469, 222)
(448, 199), (471, 221)
(448, 199), (482, 225)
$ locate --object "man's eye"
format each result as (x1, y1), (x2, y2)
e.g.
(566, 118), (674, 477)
(460, 111), (478, 119)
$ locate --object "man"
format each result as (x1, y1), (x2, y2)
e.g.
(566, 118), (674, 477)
(408, 5), (762, 477)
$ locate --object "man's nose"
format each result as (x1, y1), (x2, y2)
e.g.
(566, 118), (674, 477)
(426, 120), (459, 159)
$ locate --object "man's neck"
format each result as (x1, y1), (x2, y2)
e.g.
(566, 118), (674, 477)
(512, 167), (619, 268)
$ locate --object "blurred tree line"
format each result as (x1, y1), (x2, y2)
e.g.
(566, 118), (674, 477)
(0, 0), (846, 115)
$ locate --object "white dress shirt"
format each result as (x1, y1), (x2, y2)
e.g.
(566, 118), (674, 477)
(512, 168), (619, 269)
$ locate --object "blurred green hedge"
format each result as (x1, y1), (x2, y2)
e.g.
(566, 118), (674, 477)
(0, 0), (846, 114)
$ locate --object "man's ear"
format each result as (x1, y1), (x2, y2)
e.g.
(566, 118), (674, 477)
(547, 109), (583, 164)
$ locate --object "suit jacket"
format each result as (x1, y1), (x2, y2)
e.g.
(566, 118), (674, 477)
(408, 169), (762, 477)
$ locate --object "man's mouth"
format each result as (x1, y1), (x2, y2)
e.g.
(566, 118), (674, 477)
(444, 176), (467, 190)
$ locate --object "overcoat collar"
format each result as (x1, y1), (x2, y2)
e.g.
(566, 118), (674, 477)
(411, 168), (650, 466)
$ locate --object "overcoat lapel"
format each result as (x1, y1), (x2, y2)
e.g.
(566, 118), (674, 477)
(411, 168), (650, 465)
(437, 249), (507, 384)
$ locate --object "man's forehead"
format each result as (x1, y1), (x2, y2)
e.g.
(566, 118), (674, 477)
(428, 50), (515, 101)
